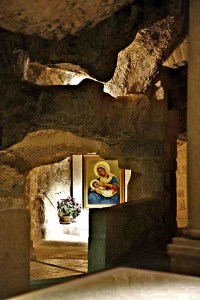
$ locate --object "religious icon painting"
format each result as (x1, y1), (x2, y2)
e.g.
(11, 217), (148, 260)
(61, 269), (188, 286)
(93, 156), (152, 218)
(83, 155), (125, 208)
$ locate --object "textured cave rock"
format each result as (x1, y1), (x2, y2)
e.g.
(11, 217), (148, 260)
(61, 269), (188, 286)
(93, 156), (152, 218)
(0, 130), (110, 172)
(0, 164), (25, 198)
(163, 37), (188, 69)
(0, 3), (140, 81)
(0, 1), (188, 83)
(0, 79), (150, 150)
(22, 36), (188, 89)
(24, 37), (188, 86)
(26, 62), (93, 86)
(0, 128), (168, 174)
(0, 0), (135, 40)
(104, 0), (188, 96)
(25, 36), (188, 87)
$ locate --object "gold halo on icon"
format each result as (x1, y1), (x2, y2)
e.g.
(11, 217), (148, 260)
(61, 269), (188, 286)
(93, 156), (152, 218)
(94, 161), (110, 177)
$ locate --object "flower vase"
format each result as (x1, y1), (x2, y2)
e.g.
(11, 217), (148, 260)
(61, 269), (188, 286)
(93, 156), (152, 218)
(60, 215), (72, 223)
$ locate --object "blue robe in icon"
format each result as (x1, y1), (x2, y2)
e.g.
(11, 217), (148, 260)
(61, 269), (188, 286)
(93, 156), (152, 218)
(88, 176), (120, 204)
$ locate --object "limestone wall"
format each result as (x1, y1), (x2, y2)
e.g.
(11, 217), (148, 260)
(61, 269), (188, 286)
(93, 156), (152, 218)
(25, 157), (71, 244)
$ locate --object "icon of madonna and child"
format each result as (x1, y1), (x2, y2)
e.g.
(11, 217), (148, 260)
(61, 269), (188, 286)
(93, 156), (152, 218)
(86, 159), (124, 206)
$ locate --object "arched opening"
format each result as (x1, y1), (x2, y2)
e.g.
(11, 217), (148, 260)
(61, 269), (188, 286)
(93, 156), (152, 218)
(26, 153), (131, 245)
(10, 129), (131, 285)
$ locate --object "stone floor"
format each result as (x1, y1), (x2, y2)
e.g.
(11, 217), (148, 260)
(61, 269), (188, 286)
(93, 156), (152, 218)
(30, 241), (88, 290)
(30, 240), (171, 291)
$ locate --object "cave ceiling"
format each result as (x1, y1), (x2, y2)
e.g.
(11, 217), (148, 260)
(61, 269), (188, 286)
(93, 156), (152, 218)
(0, 0), (188, 156)
(0, 0), (135, 40)
(0, 0), (188, 81)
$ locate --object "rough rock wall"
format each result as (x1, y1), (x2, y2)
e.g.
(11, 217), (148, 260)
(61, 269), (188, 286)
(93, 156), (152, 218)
(25, 157), (71, 244)
(0, 79), (150, 150)
(0, 164), (25, 210)
(176, 141), (187, 228)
